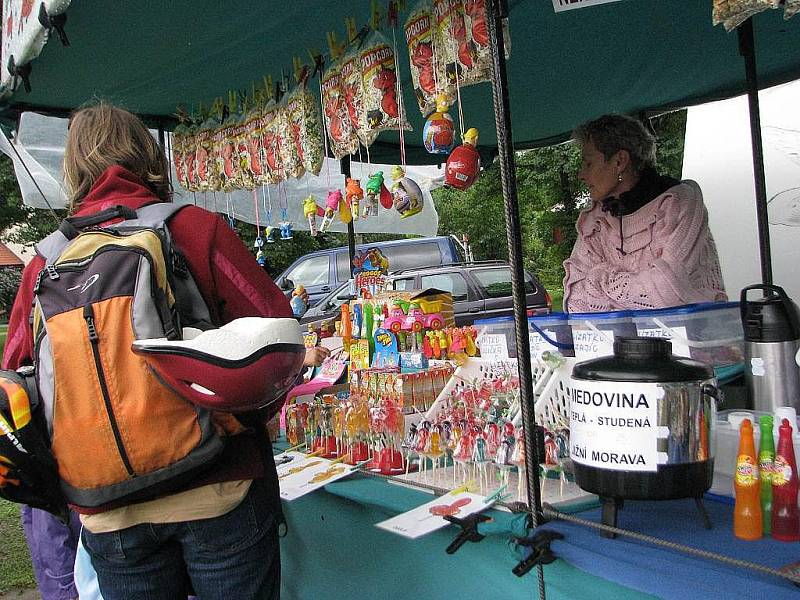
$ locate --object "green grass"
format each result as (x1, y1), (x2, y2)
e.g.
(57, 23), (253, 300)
(0, 499), (35, 593)
(550, 289), (564, 313)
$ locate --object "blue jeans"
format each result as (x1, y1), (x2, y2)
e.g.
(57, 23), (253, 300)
(81, 478), (280, 600)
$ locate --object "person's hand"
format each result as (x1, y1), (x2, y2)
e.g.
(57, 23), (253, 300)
(304, 346), (331, 367)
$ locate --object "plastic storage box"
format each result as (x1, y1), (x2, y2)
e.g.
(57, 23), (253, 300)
(711, 409), (800, 497)
(474, 316), (517, 358)
(529, 313), (574, 358)
(631, 302), (743, 367)
(568, 310), (637, 361)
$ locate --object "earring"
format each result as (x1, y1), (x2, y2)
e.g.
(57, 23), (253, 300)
(617, 172), (623, 183)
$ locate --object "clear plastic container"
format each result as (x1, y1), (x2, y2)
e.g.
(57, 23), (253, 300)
(711, 409), (800, 497)
(529, 313), (574, 358)
(474, 316), (517, 358)
(568, 310), (637, 361)
(631, 302), (743, 367)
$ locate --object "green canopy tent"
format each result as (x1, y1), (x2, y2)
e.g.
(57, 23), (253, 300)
(1, 1), (799, 593)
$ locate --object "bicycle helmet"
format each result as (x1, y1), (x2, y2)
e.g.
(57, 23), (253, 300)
(132, 317), (306, 413)
(0, 370), (70, 522)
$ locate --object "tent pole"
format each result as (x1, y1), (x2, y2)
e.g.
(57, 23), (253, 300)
(738, 18), (773, 285)
(340, 155), (356, 267)
(486, 0), (545, 534)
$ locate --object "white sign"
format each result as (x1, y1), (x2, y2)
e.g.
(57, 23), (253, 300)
(636, 325), (691, 358)
(572, 328), (615, 361)
(552, 0), (622, 12)
(477, 333), (510, 360)
(376, 491), (495, 539)
(530, 329), (558, 360)
(277, 454), (355, 501)
(569, 379), (668, 472)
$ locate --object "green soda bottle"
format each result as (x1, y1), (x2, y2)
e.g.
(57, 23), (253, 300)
(758, 415), (775, 535)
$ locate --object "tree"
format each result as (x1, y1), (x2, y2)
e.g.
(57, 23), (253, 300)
(0, 267), (22, 318)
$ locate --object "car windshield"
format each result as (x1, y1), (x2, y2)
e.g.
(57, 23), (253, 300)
(471, 267), (536, 297)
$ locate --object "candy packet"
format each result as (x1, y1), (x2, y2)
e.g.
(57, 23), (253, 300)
(712, 0), (779, 31)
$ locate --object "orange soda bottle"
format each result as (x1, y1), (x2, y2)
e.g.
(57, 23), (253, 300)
(734, 418), (762, 540)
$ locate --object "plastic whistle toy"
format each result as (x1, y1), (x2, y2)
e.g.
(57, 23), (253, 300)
(255, 248), (266, 267)
(423, 94), (456, 154)
(364, 171), (388, 218)
(445, 128), (481, 190)
(321, 190), (343, 231)
(346, 178), (364, 222)
(303, 195), (324, 236)
(391, 165), (424, 219)
(290, 285), (309, 317)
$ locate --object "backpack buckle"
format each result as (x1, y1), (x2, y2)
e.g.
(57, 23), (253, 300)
(46, 265), (59, 280)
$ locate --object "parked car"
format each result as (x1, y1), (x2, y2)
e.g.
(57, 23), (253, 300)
(275, 236), (462, 307)
(299, 261), (551, 330)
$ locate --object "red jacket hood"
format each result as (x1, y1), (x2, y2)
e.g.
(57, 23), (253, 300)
(73, 165), (163, 217)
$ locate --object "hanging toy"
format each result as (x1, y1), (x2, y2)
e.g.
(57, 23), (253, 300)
(445, 127), (480, 190)
(290, 285), (309, 317)
(346, 178), (364, 222)
(264, 225), (276, 243)
(321, 190), (343, 232)
(303, 195), (325, 236)
(391, 165), (424, 219)
(423, 94), (456, 154)
(364, 171), (387, 218)
(279, 221), (294, 240)
(255, 248), (267, 267)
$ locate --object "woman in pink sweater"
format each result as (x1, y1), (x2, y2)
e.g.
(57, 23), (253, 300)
(563, 114), (727, 313)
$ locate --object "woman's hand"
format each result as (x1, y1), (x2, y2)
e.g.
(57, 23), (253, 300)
(304, 346), (331, 367)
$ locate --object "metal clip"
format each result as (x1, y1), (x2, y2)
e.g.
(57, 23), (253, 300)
(511, 530), (564, 577)
(443, 512), (491, 555)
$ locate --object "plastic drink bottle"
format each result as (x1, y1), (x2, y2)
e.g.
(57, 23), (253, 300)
(758, 415), (775, 535)
(771, 418), (800, 541)
(734, 418), (762, 540)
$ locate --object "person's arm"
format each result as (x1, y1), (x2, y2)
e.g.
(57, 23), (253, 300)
(574, 186), (713, 309)
(207, 216), (292, 322)
(2, 258), (43, 370)
(563, 209), (614, 313)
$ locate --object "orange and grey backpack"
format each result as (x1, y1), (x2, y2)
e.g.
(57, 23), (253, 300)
(32, 203), (231, 509)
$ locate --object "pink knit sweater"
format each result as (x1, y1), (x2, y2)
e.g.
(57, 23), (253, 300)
(563, 180), (727, 312)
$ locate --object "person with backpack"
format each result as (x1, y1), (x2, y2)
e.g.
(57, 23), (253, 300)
(3, 102), (298, 600)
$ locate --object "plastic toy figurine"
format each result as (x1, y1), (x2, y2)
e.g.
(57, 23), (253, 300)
(391, 165), (424, 219)
(264, 225), (275, 243)
(445, 127), (481, 190)
(290, 285), (308, 317)
(345, 177), (364, 222)
(364, 171), (390, 217)
(255, 248), (266, 267)
(279, 221), (294, 240)
(423, 94), (456, 154)
(303, 195), (324, 236)
(321, 190), (343, 231)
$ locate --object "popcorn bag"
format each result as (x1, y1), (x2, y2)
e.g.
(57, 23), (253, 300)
(193, 122), (219, 192)
(171, 124), (192, 191)
(339, 50), (368, 145)
(433, 0), (491, 90)
(321, 64), (359, 158)
(233, 119), (255, 189)
(213, 122), (239, 192)
(359, 30), (411, 146)
(244, 110), (266, 185)
(257, 104), (286, 185)
(280, 96), (306, 180)
(295, 83), (325, 176)
(712, 0), (780, 31)
(405, 0), (437, 116)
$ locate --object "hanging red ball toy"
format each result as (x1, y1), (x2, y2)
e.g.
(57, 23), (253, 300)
(445, 128), (480, 190)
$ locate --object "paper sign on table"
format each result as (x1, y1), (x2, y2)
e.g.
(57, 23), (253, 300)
(476, 333), (509, 360)
(278, 455), (355, 501)
(375, 491), (495, 539)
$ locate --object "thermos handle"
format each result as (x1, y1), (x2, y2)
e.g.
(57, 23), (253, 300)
(702, 383), (724, 408)
(740, 283), (791, 323)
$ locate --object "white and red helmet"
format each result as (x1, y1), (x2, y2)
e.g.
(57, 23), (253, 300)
(133, 317), (305, 413)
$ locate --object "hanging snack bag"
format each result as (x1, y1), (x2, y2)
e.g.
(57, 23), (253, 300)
(287, 83), (324, 177)
(786, 0), (800, 19)
(171, 122), (191, 191)
(359, 30), (411, 146)
(260, 102), (287, 184)
(194, 118), (220, 193)
(234, 116), (256, 189)
(405, 0), (438, 116)
(279, 98), (306, 180)
(213, 120), (239, 192)
(321, 62), (359, 158)
(244, 106), (266, 186)
(340, 49), (368, 145)
(432, 0), (468, 93)
(461, 0), (492, 85)
(712, 0), (779, 31)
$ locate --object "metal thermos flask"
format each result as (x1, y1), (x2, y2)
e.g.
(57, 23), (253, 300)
(741, 284), (800, 413)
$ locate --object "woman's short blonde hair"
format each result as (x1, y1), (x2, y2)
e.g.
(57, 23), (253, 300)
(573, 114), (656, 173)
(64, 102), (172, 213)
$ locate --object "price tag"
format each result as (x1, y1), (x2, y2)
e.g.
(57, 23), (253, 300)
(375, 492), (495, 539)
(477, 333), (509, 360)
